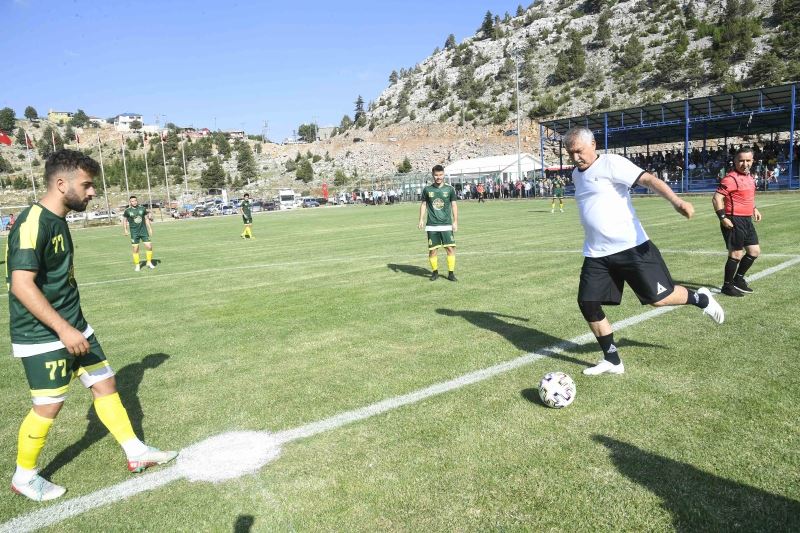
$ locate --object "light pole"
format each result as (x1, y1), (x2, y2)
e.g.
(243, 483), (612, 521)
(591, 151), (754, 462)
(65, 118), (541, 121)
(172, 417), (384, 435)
(512, 49), (523, 190)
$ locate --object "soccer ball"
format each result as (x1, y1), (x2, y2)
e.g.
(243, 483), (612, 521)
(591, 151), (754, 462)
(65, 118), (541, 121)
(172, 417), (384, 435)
(538, 372), (576, 408)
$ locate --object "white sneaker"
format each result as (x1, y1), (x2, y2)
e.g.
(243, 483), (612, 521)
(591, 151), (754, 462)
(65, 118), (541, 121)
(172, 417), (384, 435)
(127, 446), (178, 473)
(11, 473), (66, 501)
(583, 359), (625, 376)
(146, 262), (155, 269)
(698, 287), (724, 324)
(134, 264), (141, 272)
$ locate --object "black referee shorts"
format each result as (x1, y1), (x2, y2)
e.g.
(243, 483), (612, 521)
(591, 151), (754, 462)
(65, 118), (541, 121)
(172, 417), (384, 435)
(578, 240), (676, 305)
(721, 216), (759, 251)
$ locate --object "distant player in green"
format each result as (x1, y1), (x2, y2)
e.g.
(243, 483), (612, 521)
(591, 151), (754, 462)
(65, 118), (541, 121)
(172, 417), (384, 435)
(551, 177), (565, 213)
(122, 195), (155, 271)
(240, 193), (254, 239)
(418, 164), (458, 281)
(5, 150), (176, 502)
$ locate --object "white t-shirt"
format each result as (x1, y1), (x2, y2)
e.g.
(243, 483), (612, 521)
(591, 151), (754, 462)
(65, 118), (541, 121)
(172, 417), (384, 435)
(573, 153), (648, 258)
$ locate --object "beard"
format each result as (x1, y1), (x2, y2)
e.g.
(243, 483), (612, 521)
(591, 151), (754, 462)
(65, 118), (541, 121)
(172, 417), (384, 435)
(64, 187), (90, 212)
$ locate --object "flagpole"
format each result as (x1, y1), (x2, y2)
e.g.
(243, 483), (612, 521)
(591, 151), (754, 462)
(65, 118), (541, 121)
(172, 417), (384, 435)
(181, 140), (189, 197)
(159, 132), (171, 220)
(24, 129), (37, 197)
(51, 129), (56, 151)
(96, 134), (112, 226)
(120, 134), (130, 198)
(142, 132), (154, 217)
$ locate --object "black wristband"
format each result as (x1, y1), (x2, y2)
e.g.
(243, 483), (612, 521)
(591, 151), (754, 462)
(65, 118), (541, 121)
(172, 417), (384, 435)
(716, 209), (727, 220)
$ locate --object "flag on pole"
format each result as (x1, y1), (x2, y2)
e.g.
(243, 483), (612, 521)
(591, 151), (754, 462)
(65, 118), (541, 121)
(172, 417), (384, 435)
(51, 129), (56, 150)
(25, 132), (34, 148)
(0, 131), (11, 145)
(75, 132), (80, 144)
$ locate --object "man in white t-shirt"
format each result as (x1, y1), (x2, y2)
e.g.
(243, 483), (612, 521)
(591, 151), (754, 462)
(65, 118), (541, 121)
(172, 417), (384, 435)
(565, 127), (725, 376)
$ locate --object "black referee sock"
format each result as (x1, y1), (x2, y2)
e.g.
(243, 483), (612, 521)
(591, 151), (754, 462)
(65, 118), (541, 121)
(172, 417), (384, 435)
(724, 257), (740, 285)
(686, 290), (709, 309)
(736, 254), (757, 278)
(596, 333), (621, 365)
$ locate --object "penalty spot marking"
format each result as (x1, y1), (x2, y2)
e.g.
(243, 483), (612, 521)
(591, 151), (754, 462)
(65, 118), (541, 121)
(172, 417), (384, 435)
(3, 255), (800, 533)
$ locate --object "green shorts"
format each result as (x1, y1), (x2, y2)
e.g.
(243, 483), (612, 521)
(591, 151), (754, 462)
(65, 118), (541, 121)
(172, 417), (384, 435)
(242, 215), (253, 224)
(553, 190), (564, 198)
(427, 230), (456, 250)
(19, 335), (112, 399)
(130, 230), (151, 245)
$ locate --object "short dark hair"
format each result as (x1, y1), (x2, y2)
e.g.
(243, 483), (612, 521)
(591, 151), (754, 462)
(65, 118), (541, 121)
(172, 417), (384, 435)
(129, 195), (137, 200)
(243, 193), (250, 198)
(432, 164), (445, 174)
(44, 149), (100, 184)
(735, 146), (754, 157)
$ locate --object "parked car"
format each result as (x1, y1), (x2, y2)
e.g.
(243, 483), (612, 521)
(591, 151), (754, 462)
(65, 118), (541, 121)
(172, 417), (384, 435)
(302, 198), (320, 208)
(250, 201), (263, 213)
(353, 137), (364, 143)
(503, 129), (518, 136)
(221, 205), (235, 215)
(263, 201), (277, 211)
(66, 212), (88, 223)
(192, 207), (212, 217)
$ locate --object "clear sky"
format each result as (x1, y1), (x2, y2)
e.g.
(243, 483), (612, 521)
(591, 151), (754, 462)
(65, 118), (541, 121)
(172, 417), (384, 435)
(2, 0), (523, 141)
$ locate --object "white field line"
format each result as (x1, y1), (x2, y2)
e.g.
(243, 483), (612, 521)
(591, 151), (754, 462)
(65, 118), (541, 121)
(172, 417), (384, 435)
(4, 255), (799, 533)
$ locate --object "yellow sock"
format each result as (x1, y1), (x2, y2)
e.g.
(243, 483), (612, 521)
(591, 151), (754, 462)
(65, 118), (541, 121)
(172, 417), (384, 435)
(145, 250), (153, 263)
(429, 255), (438, 272)
(551, 200), (555, 209)
(447, 255), (455, 272)
(133, 253), (140, 266)
(94, 393), (136, 445)
(241, 227), (246, 237)
(17, 410), (55, 469)
(246, 227), (252, 238)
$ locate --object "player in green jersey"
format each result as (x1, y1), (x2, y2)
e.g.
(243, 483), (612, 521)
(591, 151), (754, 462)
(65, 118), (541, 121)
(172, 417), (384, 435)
(122, 195), (155, 271)
(551, 177), (565, 213)
(5, 150), (176, 502)
(418, 164), (458, 281)
(240, 193), (254, 239)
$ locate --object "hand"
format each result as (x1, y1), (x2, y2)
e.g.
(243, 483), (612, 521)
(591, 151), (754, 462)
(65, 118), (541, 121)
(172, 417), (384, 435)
(674, 200), (694, 219)
(418, 220), (424, 230)
(721, 218), (734, 229)
(754, 209), (762, 222)
(59, 326), (90, 356)
(124, 231), (129, 236)
(452, 222), (458, 232)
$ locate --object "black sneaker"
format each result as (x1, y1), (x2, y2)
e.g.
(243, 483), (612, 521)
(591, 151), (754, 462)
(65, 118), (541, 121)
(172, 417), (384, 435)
(721, 283), (744, 297)
(733, 276), (753, 294)
(430, 270), (439, 281)
(447, 272), (457, 282)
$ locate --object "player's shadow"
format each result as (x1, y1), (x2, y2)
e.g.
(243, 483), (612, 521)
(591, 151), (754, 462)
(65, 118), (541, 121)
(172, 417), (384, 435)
(436, 309), (664, 369)
(40, 353), (170, 478)
(672, 279), (708, 291)
(234, 515), (255, 532)
(137, 258), (163, 268)
(387, 263), (431, 278)
(593, 435), (800, 532)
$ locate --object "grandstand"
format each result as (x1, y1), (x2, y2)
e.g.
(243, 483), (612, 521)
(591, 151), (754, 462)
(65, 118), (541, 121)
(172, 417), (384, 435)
(540, 83), (800, 193)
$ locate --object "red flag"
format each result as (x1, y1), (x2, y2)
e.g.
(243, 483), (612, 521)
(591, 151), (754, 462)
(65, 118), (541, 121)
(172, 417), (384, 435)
(322, 182), (329, 199)
(75, 132), (80, 144)
(0, 131), (11, 145)
(25, 132), (34, 149)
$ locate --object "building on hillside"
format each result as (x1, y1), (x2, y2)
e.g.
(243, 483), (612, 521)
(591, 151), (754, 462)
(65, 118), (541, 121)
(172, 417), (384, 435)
(89, 116), (110, 128)
(184, 127), (211, 139)
(141, 124), (163, 134)
(114, 113), (144, 131)
(224, 130), (246, 140)
(48, 110), (74, 124)
(317, 126), (336, 141)
(445, 153), (546, 183)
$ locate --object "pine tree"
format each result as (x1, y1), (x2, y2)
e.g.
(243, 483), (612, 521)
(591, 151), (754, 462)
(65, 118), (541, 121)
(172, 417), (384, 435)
(65, 125), (76, 144)
(516, 4), (525, 16)
(354, 95), (366, 122)
(397, 157), (412, 173)
(0, 107), (15, 132)
(480, 11), (494, 38)
(389, 70), (399, 84)
(24, 106), (38, 120)
(553, 34), (586, 84)
(200, 159), (226, 189)
(15, 127), (27, 147)
(594, 9), (611, 46)
(295, 159), (314, 183)
(620, 36), (644, 70)
(445, 34), (456, 49)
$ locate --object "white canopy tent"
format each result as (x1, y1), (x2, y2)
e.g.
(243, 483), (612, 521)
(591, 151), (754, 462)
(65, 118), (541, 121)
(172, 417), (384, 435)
(444, 153), (549, 183)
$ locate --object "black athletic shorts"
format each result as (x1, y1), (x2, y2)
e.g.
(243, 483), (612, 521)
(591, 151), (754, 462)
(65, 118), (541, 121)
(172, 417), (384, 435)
(578, 240), (675, 305)
(721, 215), (759, 251)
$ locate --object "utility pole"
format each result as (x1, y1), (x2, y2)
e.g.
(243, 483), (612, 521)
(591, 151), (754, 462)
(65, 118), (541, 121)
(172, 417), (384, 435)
(513, 49), (523, 187)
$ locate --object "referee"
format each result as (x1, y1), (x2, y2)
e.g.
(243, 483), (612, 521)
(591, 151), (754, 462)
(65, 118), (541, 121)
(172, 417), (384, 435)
(712, 147), (762, 296)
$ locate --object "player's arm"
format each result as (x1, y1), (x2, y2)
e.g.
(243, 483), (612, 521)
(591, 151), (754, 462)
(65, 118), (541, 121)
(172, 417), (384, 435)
(10, 270), (89, 355)
(122, 214), (129, 235)
(753, 205), (762, 222)
(451, 200), (458, 232)
(418, 200), (426, 230)
(712, 187), (734, 229)
(637, 172), (694, 219)
(145, 215), (153, 236)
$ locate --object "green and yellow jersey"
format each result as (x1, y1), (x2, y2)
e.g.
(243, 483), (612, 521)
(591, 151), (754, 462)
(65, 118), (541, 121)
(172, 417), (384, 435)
(5, 203), (88, 346)
(553, 179), (564, 197)
(123, 205), (149, 235)
(241, 199), (252, 218)
(422, 183), (456, 228)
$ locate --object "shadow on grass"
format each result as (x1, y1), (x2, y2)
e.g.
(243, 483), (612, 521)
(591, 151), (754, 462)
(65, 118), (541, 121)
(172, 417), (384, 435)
(594, 435), (800, 532)
(387, 263), (430, 278)
(234, 515), (255, 532)
(672, 279), (708, 292)
(436, 309), (664, 369)
(40, 353), (170, 478)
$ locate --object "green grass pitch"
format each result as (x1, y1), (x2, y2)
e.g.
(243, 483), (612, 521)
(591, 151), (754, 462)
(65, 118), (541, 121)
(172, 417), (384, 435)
(1, 194), (799, 531)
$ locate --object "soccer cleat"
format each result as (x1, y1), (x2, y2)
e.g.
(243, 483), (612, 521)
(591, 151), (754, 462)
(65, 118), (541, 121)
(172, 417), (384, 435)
(134, 264), (141, 272)
(583, 359), (625, 376)
(447, 271), (457, 282)
(11, 474), (66, 502)
(127, 446), (178, 473)
(720, 283), (743, 297)
(146, 262), (155, 269)
(698, 287), (725, 324)
(733, 276), (753, 294)
(560, 208), (564, 212)
(550, 209), (554, 214)
(430, 270), (439, 281)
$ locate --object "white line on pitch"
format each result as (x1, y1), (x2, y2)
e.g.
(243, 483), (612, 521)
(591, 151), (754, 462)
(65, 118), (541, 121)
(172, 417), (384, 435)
(4, 255), (798, 533)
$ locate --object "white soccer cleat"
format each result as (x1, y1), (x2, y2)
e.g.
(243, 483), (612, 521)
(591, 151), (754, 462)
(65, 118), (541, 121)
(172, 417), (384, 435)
(146, 262), (155, 269)
(11, 474), (66, 501)
(127, 446), (178, 473)
(134, 264), (141, 272)
(698, 287), (724, 324)
(583, 359), (625, 376)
